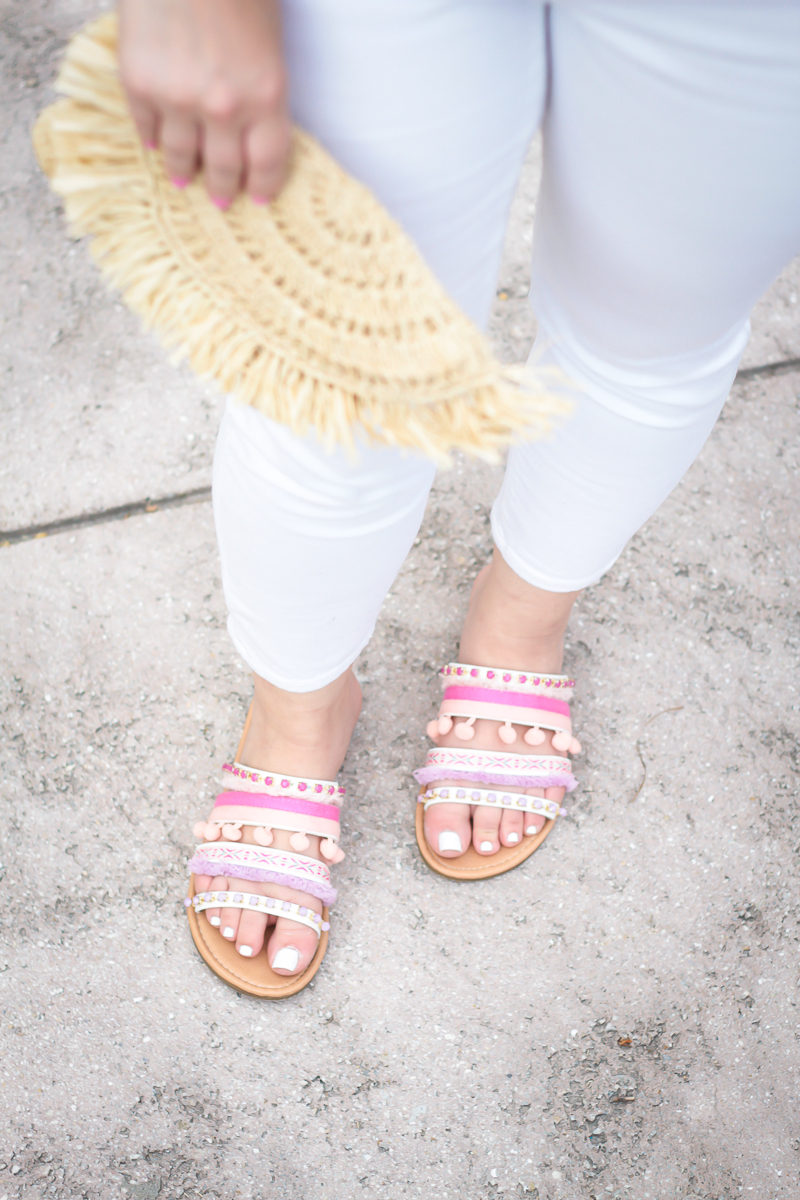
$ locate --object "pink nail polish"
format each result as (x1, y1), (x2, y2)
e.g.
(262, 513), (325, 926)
(171, 176), (189, 189)
(251, 195), (269, 206)
(212, 196), (231, 211)
(145, 140), (158, 150)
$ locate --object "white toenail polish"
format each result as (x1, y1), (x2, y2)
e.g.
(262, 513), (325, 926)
(222, 926), (235, 939)
(273, 947), (300, 972)
(479, 840), (494, 852)
(525, 824), (539, 836)
(209, 916), (221, 926)
(238, 945), (253, 957)
(438, 831), (462, 853)
(507, 832), (520, 844)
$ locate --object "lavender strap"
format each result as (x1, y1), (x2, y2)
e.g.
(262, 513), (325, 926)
(187, 853), (337, 906)
(413, 764), (577, 792)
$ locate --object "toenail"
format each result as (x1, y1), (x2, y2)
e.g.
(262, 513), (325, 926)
(438, 831), (462, 853)
(222, 926), (235, 938)
(238, 945), (253, 957)
(525, 824), (540, 835)
(272, 946), (300, 972)
(506, 832), (520, 844)
(209, 915), (221, 926)
(479, 840), (494, 852)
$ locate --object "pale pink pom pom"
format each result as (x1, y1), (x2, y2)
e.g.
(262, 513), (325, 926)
(290, 832), (310, 851)
(569, 737), (582, 755)
(320, 839), (344, 863)
(221, 822), (243, 840)
(426, 719), (440, 741)
(498, 723), (517, 745)
(253, 826), (273, 845)
(524, 726), (546, 746)
(437, 715), (454, 735)
(454, 719), (475, 741)
(551, 730), (572, 753)
(204, 821), (221, 840)
(193, 821), (208, 840)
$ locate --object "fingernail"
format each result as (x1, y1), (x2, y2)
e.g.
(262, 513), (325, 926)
(171, 176), (189, 189)
(479, 840), (494, 853)
(438, 831), (462, 853)
(238, 945), (253, 957)
(525, 824), (540, 836)
(272, 946), (300, 972)
(209, 915), (221, 927)
(506, 832), (520, 844)
(211, 195), (231, 211)
(222, 926), (235, 939)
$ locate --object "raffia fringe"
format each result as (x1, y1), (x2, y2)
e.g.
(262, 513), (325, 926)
(33, 14), (571, 465)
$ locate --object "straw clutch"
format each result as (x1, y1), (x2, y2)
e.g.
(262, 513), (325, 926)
(33, 12), (568, 464)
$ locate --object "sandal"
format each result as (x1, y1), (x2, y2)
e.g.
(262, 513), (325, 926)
(184, 707), (346, 998)
(413, 661), (580, 880)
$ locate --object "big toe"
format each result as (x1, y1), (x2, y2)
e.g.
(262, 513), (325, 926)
(424, 801), (472, 857)
(268, 918), (321, 976)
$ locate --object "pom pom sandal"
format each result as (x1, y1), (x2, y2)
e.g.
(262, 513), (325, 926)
(184, 706), (345, 998)
(413, 662), (580, 881)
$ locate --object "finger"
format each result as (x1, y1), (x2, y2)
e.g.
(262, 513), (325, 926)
(201, 119), (244, 209)
(243, 119), (291, 204)
(126, 94), (160, 151)
(160, 110), (200, 188)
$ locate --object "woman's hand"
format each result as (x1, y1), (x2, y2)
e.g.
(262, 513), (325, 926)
(118, 0), (290, 207)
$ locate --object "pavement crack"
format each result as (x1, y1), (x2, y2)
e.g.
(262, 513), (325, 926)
(0, 484), (211, 547)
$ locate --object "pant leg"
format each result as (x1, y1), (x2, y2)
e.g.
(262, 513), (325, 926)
(492, 0), (800, 591)
(214, 0), (547, 689)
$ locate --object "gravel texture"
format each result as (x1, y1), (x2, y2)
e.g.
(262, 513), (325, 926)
(2, 5), (799, 1199)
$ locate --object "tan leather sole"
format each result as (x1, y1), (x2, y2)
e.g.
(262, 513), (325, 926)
(415, 801), (556, 881)
(184, 703), (329, 998)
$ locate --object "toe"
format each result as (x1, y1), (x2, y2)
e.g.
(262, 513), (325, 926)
(499, 806), (525, 847)
(218, 880), (242, 942)
(523, 788), (546, 837)
(424, 800), (472, 858)
(268, 917), (321, 976)
(202, 875), (228, 929)
(235, 905), (270, 959)
(472, 803), (502, 854)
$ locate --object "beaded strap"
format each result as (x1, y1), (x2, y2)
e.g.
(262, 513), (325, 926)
(186, 890), (330, 937)
(418, 785), (565, 822)
(413, 748), (578, 792)
(223, 763), (344, 802)
(440, 662), (575, 697)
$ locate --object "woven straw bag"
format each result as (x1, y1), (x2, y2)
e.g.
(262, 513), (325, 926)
(33, 12), (568, 464)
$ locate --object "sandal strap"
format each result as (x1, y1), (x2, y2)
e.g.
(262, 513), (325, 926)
(193, 790), (343, 859)
(223, 763), (344, 803)
(413, 748), (578, 792)
(186, 890), (330, 937)
(188, 843), (337, 905)
(440, 662), (575, 698)
(418, 785), (565, 821)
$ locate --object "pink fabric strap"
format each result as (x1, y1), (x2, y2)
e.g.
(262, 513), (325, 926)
(438, 698), (572, 732)
(214, 790), (340, 822)
(443, 685), (571, 716)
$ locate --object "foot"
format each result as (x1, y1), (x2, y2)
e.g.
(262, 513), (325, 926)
(193, 668), (361, 975)
(422, 555), (579, 860)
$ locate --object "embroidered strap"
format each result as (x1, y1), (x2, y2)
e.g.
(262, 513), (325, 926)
(188, 843), (337, 905)
(418, 785), (565, 821)
(186, 890), (330, 937)
(413, 748), (578, 792)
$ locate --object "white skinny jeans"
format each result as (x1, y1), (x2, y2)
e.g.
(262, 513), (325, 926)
(213, 0), (800, 691)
